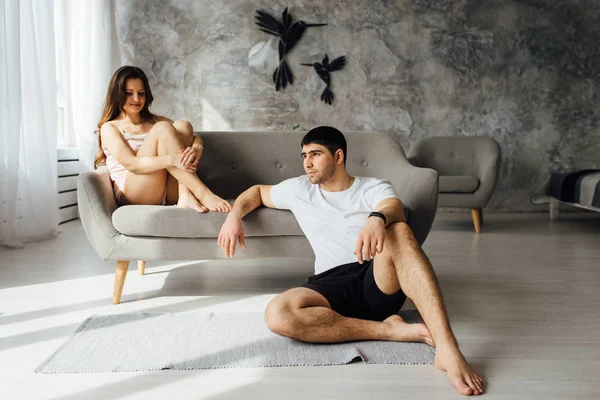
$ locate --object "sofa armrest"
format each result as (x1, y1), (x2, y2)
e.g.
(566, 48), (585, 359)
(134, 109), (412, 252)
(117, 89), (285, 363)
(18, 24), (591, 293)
(400, 165), (439, 246)
(473, 138), (501, 205)
(352, 135), (438, 246)
(77, 167), (120, 260)
(406, 136), (500, 208)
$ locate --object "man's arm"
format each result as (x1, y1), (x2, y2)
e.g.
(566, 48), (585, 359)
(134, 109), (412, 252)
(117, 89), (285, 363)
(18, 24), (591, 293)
(218, 185), (274, 257)
(374, 197), (406, 226)
(229, 185), (275, 219)
(354, 197), (405, 264)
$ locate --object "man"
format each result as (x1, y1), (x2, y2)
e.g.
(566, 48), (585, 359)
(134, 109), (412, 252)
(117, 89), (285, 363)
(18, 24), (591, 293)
(218, 126), (484, 396)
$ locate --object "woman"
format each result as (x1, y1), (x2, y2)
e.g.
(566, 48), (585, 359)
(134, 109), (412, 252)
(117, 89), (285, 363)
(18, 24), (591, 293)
(95, 66), (230, 213)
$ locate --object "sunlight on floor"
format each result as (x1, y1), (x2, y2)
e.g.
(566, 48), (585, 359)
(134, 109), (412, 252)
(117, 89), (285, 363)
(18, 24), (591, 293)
(0, 215), (598, 399)
(121, 369), (265, 400)
(0, 256), (276, 380)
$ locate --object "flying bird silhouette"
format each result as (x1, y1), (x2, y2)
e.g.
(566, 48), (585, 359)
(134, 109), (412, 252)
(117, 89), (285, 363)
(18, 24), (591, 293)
(255, 8), (327, 91)
(301, 54), (347, 105)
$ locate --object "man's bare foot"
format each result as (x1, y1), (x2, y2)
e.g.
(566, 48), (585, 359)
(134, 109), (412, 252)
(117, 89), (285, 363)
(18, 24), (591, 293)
(383, 315), (435, 346)
(198, 191), (231, 213)
(176, 190), (208, 213)
(434, 344), (484, 396)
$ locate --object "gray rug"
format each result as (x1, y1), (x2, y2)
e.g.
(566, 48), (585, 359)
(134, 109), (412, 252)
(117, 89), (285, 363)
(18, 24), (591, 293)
(36, 311), (435, 373)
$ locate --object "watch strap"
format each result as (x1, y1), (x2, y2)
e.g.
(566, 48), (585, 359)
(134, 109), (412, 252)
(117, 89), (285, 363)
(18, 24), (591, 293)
(368, 211), (387, 225)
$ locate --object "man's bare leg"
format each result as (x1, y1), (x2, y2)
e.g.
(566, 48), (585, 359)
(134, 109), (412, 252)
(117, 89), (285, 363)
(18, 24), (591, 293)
(265, 288), (434, 344)
(265, 222), (483, 396)
(374, 222), (484, 396)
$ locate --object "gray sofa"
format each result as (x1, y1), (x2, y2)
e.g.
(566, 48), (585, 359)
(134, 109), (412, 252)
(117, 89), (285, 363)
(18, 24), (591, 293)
(407, 136), (501, 233)
(78, 131), (439, 304)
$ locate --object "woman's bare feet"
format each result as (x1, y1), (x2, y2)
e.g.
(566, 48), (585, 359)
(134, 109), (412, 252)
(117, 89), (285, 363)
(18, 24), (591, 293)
(382, 315), (435, 346)
(198, 191), (231, 213)
(434, 344), (484, 396)
(176, 188), (208, 213)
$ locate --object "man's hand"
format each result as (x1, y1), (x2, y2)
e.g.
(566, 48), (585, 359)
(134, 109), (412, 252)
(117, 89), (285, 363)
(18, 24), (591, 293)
(218, 214), (246, 258)
(354, 216), (387, 264)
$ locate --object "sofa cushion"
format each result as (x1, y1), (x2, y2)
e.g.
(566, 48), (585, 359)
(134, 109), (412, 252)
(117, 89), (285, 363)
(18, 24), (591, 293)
(439, 175), (480, 193)
(112, 205), (304, 238)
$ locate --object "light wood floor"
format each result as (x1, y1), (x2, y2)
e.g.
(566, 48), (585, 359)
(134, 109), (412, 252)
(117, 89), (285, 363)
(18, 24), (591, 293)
(0, 212), (599, 400)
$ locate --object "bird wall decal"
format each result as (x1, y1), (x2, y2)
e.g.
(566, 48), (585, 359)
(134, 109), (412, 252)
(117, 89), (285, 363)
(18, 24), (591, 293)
(255, 8), (327, 91)
(301, 54), (347, 105)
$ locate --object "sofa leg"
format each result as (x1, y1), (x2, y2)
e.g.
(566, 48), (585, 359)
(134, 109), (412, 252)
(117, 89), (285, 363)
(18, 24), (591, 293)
(550, 197), (559, 220)
(471, 208), (482, 233)
(113, 260), (130, 304)
(138, 260), (146, 275)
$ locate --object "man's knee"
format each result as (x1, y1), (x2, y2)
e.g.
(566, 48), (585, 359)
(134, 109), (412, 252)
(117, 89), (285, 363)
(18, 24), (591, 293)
(264, 298), (296, 337)
(388, 221), (418, 246)
(389, 221), (411, 234)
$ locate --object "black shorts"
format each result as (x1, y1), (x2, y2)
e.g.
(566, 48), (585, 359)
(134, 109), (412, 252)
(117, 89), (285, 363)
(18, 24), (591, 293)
(301, 259), (406, 322)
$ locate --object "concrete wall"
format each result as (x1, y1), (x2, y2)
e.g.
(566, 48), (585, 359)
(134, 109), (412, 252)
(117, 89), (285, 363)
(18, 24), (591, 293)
(115, 0), (600, 211)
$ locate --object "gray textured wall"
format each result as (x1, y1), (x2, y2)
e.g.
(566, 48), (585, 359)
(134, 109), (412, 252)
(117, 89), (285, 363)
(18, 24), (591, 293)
(115, 0), (600, 211)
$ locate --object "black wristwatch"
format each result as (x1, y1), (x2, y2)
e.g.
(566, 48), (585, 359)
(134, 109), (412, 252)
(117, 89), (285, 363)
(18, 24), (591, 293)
(368, 211), (387, 225)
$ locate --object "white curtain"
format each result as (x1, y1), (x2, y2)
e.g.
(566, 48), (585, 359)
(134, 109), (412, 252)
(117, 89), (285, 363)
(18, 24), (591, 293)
(55, 0), (121, 170)
(0, 0), (60, 248)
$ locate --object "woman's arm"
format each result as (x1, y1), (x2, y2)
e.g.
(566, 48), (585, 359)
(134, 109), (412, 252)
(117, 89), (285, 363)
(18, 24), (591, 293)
(100, 123), (176, 174)
(157, 116), (204, 166)
(191, 134), (204, 153)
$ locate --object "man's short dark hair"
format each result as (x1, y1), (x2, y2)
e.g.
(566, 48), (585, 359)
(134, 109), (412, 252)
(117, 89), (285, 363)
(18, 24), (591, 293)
(301, 126), (347, 165)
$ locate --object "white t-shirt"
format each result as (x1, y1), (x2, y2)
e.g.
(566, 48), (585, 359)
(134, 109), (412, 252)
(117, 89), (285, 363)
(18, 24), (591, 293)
(270, 176), (400, 274)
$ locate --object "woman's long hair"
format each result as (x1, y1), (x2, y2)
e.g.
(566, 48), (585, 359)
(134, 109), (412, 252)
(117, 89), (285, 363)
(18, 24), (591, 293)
(94, 66), (156, 168)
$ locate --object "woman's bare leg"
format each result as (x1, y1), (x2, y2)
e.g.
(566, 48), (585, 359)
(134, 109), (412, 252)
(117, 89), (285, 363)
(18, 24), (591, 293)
(165, 121), (208, 212)
(123, 121), (230, 212)
(164, 121), (192, 204)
